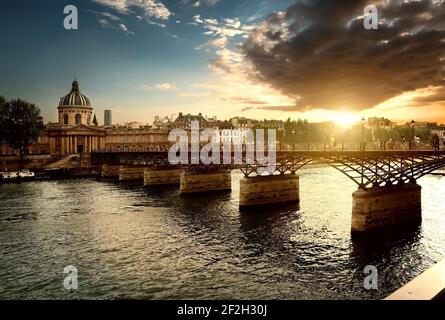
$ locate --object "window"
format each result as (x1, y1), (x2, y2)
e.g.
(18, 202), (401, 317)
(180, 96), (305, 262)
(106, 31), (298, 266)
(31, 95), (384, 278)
(63, 114), (69, 125)
(75, 114), (81, 125)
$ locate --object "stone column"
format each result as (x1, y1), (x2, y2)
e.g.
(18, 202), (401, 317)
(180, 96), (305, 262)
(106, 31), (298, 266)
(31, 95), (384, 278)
(180, 170), (231, 194)
(351, 183), (422, 235)
(144, 168), (181, 186)
(119, 166), (146, 181)
(61, 137), (65, 155)
(101, 164), (121, 178)
(239, 174), (300, 207)
(74, 136), (78, 153)
(50, 138), (56, 155)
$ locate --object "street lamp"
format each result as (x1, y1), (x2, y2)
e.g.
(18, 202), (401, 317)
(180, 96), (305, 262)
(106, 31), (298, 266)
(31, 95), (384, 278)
(410, 120), (415, 150)
(361, 116), (366, 151)
(291, 129), (295, 150)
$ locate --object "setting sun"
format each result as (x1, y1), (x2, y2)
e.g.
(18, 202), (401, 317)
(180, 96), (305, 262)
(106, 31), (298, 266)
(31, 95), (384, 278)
(332, 112), (359, 128)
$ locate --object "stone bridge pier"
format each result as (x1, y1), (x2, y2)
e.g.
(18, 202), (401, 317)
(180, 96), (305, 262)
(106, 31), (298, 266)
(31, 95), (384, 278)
(351, 183), (422, 235)
(179, 169), (232, 195)
(144, 168), (182, 187)
(239, 174), (300, 207)
(119, 165), (146, 181)
(101, 164), (121, 178)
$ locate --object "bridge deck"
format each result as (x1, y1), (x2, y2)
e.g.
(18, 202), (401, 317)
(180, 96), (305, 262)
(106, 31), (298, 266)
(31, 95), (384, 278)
(91, 150), (445, 188)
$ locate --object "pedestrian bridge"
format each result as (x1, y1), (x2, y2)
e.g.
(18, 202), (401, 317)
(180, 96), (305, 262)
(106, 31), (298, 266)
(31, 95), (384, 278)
(91, 150), (445, 236)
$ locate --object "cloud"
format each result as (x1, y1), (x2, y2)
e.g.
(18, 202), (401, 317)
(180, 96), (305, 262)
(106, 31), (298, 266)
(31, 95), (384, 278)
(241, 105), (298, 112)
(192, 14), (256, 75)
(176, 91), (211, 98)
(141, 83), (177, 91)
(88, 10), (134, 34)
(118, 23), (134, 35)
(90, 10), (134, 35)
(190, 77), (296, 111)
(195, 37), (228, 50)
(188, 11), (299, 113)
(87, 10), (123, 21)
(146, 20), (167, 28)
(242, 0), (445, 112)
(193, 15), (254, 38)
(181, 0), (221, 7)
(156, 83), (176, 90)
(92, 0), (173, 24)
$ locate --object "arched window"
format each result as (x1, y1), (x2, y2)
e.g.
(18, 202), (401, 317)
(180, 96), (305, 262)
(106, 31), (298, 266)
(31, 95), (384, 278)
(75, 114), (81, 125)
(63, 114), (69, 125)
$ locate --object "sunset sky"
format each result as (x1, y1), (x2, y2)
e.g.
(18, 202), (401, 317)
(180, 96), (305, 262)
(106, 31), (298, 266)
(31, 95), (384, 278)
(1, 0), (444, 125)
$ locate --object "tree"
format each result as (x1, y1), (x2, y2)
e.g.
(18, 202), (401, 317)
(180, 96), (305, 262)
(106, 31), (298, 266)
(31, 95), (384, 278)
(0, 99), (45, 168)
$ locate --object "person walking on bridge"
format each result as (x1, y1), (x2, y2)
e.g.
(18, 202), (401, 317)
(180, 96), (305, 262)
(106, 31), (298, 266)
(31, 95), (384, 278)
(432, 133), (440, 151)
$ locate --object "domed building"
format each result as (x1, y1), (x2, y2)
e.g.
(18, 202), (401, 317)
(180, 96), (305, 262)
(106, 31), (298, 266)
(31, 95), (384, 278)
(47, 79), (106, 155)
(58, 80), (93, 126)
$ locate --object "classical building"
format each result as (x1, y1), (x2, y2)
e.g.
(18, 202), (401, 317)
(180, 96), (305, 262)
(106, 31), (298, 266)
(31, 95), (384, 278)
(104, 125), (170, 152)
(171, 112), (210, 129)
(46, 80), (106, 155)
(153, 115), (173, 129)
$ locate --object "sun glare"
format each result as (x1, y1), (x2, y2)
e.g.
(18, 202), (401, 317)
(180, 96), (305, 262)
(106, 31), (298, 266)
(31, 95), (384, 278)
(333, 112), (358, 128)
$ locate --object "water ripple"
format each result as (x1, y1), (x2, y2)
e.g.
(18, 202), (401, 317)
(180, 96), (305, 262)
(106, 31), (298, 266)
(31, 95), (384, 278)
(0, 169), (445, 299)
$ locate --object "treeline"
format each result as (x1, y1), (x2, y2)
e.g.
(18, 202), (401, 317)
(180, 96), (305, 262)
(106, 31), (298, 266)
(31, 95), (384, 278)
(280, 118), (433, 144)
(0, 96), (45, 166)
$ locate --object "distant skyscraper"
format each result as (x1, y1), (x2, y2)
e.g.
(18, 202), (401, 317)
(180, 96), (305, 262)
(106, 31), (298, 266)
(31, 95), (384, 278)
(104, 110), (112, 126)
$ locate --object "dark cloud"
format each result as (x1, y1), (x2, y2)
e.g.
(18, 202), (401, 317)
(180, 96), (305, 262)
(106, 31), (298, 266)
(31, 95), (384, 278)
(409, 86), (445, 106)
(221, 97), (269, 105)
(243, 0), (445, 111)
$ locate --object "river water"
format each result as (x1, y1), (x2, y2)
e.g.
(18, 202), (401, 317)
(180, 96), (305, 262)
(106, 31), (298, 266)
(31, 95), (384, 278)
(1, 167), (444, 299)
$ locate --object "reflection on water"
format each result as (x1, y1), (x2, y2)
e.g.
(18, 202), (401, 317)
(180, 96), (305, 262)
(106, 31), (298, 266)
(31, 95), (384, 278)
(0, 167), (444, 299)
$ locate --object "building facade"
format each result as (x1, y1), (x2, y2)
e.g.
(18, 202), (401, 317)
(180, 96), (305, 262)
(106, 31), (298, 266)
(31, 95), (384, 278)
(46, 80), (106, 155)
(104, 125), (170, 151)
